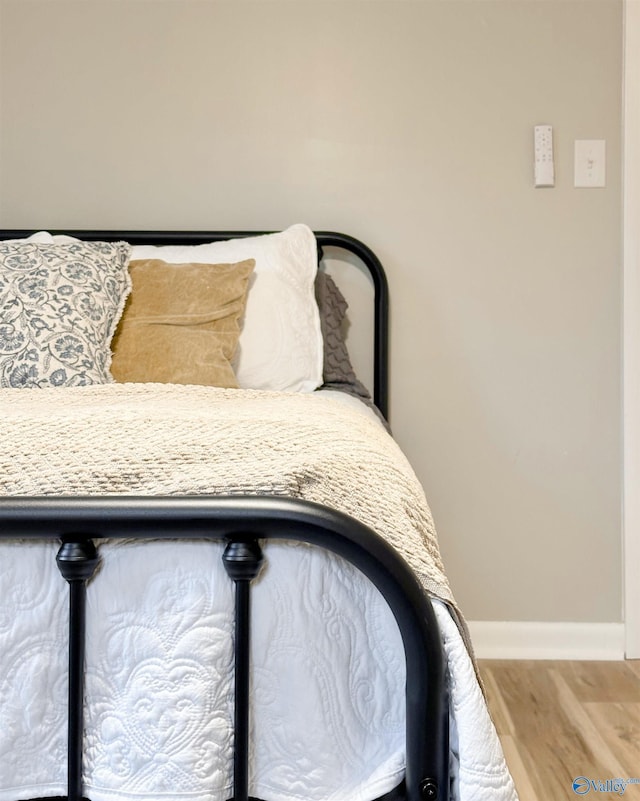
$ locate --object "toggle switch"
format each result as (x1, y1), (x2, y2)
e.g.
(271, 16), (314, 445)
(574, 139), (606, 187)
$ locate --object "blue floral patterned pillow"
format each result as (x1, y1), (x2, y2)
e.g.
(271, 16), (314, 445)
(0, 240), (131, 388)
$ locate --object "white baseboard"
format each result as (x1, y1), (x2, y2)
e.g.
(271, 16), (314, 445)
(467, 620), (626, 660)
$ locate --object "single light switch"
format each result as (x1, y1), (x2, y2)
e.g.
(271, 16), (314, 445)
(574, 139), (606, 187)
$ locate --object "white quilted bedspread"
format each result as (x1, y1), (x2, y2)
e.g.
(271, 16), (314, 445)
(0, 385), (517, 801)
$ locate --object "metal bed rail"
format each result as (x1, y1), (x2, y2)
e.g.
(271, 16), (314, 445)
(0, 495), (448, 801)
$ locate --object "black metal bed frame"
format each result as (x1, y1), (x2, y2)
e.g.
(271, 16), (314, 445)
(0, 230), (448, 801)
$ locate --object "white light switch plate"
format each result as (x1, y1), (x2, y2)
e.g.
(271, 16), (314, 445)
(574, 139), (606, 187)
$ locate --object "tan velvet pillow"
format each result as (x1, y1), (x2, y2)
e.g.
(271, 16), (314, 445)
(110, 257), (255, 387)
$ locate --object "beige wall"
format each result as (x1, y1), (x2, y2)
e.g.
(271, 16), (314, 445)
(0, 0), (623, 623)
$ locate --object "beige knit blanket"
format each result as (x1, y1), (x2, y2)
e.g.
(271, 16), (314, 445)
(0, 384), (456, 611)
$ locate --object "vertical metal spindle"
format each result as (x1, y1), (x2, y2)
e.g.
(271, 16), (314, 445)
(222, 538), (264, 801)
(56, 537), (100, 801)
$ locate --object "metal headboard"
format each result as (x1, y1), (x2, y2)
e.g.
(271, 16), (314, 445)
(0, 229), (390, 419)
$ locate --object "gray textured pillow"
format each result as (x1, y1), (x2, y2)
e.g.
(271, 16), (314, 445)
(0, 239), (131, 387)
(315, 271), (371, 397)
(314, 268), (393, 412)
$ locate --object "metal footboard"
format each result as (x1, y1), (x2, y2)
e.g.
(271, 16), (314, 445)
(0, 495), (449, 801)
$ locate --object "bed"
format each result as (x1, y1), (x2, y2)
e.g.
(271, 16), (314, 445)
(0, 225), (517, 801)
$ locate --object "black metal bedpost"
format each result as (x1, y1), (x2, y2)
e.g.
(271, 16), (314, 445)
(222, 537), (264, 801)
(56, 537), (100, 801)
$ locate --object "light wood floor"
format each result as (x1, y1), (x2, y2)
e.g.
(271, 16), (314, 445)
(477, 660), (640, 800)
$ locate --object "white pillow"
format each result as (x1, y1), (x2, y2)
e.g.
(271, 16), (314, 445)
(4, 231), (55, 244)
(128, 224), (323, 393)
